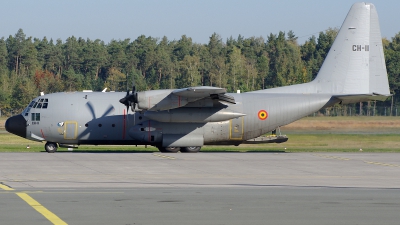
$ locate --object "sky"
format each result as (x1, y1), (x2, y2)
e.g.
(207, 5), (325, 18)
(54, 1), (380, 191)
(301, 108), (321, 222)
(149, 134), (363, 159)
(1, 0), (399, 44)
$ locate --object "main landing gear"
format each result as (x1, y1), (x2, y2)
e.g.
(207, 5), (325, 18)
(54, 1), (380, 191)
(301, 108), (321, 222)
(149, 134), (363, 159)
(180, 146), (201, 153)
(157, 146), (201, 153)
(45, 142), (58, 153)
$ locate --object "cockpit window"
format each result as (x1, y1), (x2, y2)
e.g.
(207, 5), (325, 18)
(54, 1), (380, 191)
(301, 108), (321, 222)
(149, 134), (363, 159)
(24, 107), (30, 116)
(25, 99), (49, 114)
(31, 113), (40, 121)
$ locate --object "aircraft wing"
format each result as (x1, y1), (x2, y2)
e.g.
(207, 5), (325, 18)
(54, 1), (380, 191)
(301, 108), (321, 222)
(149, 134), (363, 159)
(137, 86), (236, 111)
(173, 86), (236, 104)
(172, 86), (226, 97)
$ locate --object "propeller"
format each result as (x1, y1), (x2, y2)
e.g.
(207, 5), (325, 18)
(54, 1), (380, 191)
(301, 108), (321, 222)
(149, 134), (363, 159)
(119, 75), (138, 112)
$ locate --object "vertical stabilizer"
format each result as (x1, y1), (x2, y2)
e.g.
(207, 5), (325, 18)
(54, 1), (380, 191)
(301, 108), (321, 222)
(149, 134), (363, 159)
(314, 2), (389, 95)
(256, 2), (390, 97)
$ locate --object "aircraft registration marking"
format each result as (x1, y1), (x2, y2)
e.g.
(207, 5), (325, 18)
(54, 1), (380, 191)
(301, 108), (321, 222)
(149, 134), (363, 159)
(258, 110), (268, 120)
(153, 154), (176, 160)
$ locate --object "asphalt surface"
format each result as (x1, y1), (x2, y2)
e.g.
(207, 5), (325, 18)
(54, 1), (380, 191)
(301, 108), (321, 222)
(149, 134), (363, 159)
(1, 152), (400, 225)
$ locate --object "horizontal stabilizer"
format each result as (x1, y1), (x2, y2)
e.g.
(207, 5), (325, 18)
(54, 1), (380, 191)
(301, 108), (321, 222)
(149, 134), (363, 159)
(334, 93), (391, 104)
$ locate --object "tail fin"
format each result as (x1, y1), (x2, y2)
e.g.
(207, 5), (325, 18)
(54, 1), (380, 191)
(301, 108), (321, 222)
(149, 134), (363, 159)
(257, 2), (390, 99)
(314, 2), (390, 95)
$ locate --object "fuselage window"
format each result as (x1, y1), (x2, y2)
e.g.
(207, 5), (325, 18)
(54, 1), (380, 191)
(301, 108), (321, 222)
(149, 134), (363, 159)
(28, 101), (35, 108)
(37, 103), (43, 108)
(42, 103), (48, 109)
(44, 99), (48, 102)
(39, 99), (44, 102)
(33, 102), (38, 108)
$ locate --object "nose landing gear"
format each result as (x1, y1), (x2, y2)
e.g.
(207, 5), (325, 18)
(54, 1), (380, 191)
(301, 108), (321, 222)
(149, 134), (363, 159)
(45, 142), (58, 153)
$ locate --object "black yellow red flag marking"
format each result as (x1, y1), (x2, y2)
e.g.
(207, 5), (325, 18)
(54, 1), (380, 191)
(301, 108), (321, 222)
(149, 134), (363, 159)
(258, 110), (268, 120)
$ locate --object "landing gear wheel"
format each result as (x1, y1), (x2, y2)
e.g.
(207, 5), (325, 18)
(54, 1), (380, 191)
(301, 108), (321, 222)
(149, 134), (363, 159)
(158, 147), (180, 153)
(45, 142), (58, 153)
(181, 146), (201, 153)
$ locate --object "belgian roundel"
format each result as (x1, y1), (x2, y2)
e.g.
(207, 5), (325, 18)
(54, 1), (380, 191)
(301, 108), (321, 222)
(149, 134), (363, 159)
(258, 110), (268, 120)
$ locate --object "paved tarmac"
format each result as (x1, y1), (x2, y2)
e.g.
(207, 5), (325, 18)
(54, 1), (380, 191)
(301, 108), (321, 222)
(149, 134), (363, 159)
(1, 152), (400, 225)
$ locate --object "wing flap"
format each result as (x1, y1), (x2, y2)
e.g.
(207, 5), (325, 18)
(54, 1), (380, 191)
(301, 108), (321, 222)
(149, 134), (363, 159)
(210, 93), (236, 104)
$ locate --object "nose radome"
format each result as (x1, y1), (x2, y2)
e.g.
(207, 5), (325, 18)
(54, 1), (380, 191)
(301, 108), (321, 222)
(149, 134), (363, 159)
(5, 115), (27, 138)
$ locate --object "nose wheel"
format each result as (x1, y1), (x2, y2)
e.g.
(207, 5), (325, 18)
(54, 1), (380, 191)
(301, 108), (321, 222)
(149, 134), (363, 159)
(45, 142), (58, 153)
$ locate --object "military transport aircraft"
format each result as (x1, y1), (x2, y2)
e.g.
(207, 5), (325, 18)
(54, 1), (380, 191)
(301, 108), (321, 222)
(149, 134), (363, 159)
(5, 3), (390, 153)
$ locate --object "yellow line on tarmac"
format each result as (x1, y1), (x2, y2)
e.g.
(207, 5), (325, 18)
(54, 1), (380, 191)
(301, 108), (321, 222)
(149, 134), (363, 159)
(312, 154), (350, 161)
(16, 192), (68, 225)
(153, 153), (176, 160)
(364, 161), (400, 167)
(0, 183), (14, 191)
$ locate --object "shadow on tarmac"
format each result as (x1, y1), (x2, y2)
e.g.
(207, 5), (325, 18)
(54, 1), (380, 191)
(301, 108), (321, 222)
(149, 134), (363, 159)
(41, 150), (286, 154)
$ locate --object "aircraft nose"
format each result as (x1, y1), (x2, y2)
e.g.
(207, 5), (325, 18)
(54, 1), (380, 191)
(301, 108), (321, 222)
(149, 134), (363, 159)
(5, 114), (27, 138)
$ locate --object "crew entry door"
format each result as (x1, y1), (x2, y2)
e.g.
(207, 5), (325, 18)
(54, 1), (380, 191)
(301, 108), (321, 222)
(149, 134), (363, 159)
(64, 121), (78, 139)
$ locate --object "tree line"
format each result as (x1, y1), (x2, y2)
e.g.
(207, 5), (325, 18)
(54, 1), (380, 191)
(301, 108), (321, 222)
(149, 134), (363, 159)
(0, 28), (399, 115)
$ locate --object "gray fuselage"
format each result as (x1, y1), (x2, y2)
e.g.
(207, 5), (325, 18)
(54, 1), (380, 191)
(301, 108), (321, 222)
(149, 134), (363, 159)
(20, 91), (334, 147)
